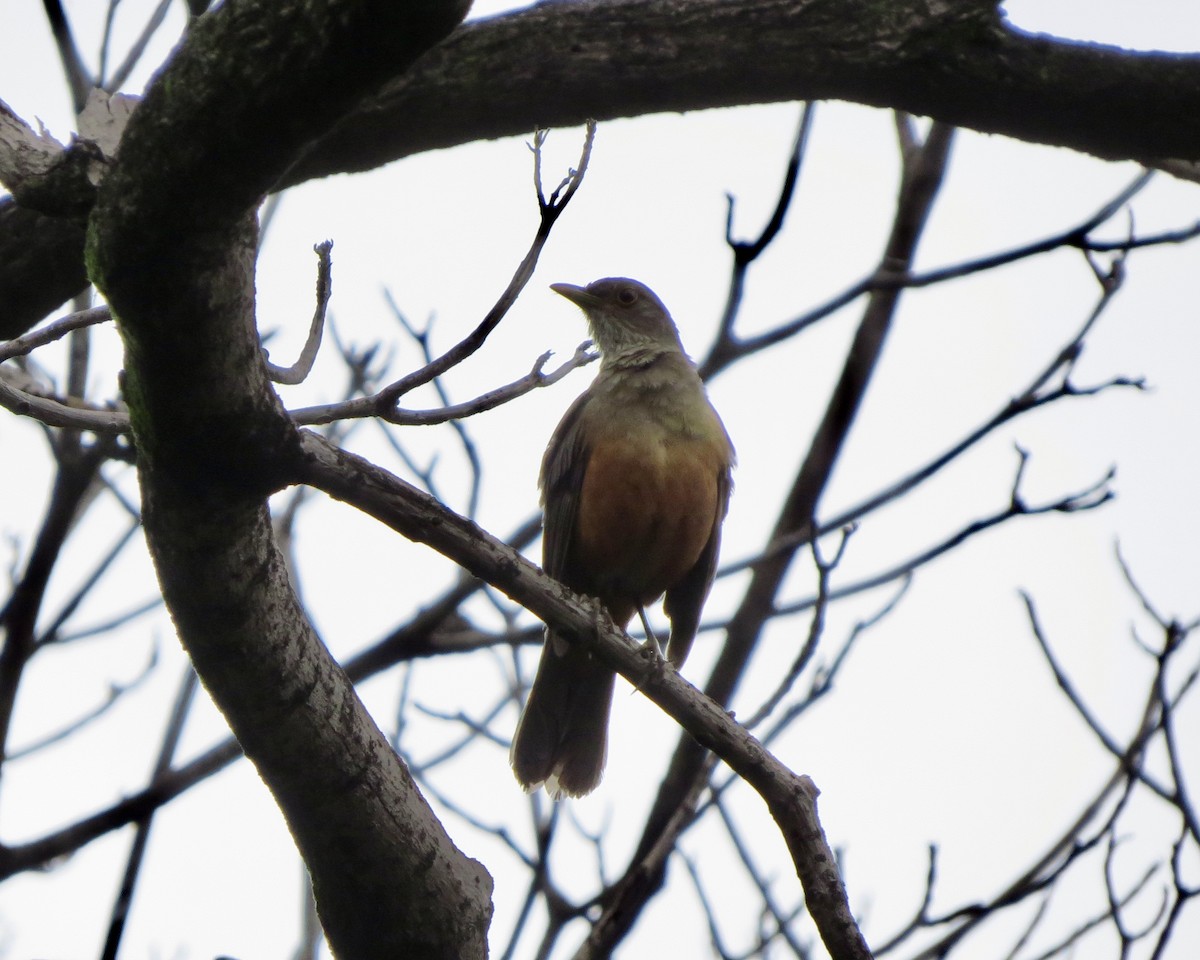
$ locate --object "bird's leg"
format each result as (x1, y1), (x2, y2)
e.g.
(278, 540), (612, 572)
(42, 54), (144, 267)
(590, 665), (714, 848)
(628, 603), (672, 697)
(636, 604), (665, 659)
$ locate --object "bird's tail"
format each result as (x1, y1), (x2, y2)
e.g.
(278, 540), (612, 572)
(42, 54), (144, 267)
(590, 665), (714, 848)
(511, 631), (616, 799)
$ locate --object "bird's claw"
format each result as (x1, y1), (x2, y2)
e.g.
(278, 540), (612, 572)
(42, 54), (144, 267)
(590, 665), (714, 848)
(631, 621), (672, 695)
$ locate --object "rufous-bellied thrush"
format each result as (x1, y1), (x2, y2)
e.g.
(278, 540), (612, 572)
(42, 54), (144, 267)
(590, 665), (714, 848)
(511, 277), (734, 798)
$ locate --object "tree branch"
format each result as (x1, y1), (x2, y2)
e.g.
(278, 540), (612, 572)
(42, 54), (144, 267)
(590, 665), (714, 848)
(297, 429), (872, 960)
(284, 0), (1200, 188)
(6, 0), (1200, 340)
(84, 1), (493, 956)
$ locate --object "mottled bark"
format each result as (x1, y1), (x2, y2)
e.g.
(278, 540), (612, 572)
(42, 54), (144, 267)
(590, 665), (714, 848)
(85, 2), (491, 957)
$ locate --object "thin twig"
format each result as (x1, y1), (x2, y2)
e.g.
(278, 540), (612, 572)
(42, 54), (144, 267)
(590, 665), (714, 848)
(741, 527), (851, 731)
(706, 104), (814, 373)
(6, 641), (158, 760)
(294, 341), (595, 427)
(372, 122), (596, 415)
(99, 665), (198, 960)
(0, 306), (113, 362)
(716, 267), (1140, 583)
(104, 0), (174, 92)
(266, 240), (333, 385)
(714, 795), (809, 957)
(764, 456), (1113, 624)
(36, 514), (143, 646)
(701, 168), (1156, 378)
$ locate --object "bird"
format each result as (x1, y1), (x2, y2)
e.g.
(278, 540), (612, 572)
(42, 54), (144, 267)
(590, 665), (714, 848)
(510, 277), (735, 798)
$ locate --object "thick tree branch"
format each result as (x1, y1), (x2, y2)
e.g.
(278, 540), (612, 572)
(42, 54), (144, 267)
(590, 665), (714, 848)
(83, 1), (492, 957)
(284, 0), (1200, 187)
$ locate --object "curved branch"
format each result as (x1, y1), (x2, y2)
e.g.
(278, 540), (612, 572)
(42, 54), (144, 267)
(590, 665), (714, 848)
(285, 0), (1200, 188)
(6, 0), (1200, 340)
(84, 1), (492, 956)
(264, 241), (332, 386)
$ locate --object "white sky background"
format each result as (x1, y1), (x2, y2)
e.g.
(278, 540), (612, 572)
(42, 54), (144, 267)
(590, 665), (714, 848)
(1, 1), (1198, 959)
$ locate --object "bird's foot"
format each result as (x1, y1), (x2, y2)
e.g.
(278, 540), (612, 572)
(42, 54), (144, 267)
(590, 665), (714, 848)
(630, 604), (672, 694)
(630, 639), (672, 696)
(586, 595), (619, 639)
(636, 604), (665, 659)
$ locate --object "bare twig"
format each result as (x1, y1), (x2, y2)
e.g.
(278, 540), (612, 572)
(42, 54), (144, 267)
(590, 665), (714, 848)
(1023, 590), (1173, 801)
(100, 665), (199, 960)
(0, 306), (112, 362)
(1154, 625), (1200, 846)
(0, 443), (106, 779)
(873, 844), (939, 955)
(714, 795), (810, 957)
(754, 573), (911, 755)
(741, 527), (851, 731)
(383, 295), (486, 516)
(6, 640), (157, 761)
(679, 850), (737, 960)
(904, 597), (1185, 958)
(295, 341), (595, 427)
(104, 0), (174, 92)
(700, 168), (1157, 379)
(705, 104), (814, 373)
(371, 122), (596, 415)
(57, 595), (162, 643)
(35, 513), (143, 646)
(713, 265), (1142, 584)
(266, 240), (333, 385)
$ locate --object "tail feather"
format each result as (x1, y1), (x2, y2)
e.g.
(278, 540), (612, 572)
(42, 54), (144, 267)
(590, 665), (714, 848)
(511, 631), (616, 798)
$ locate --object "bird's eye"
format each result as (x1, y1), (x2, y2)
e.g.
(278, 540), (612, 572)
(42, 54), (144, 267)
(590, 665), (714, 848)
(617, 288), (638, 306)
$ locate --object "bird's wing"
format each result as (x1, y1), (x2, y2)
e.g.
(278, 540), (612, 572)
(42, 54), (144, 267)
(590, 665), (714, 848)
(664, 462), (732, 668)
(539, 389), (593, 582)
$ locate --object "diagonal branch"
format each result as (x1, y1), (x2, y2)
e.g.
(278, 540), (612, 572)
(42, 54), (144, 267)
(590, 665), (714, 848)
(296, 429), (871, 960)
(700, 168), (1155, 377)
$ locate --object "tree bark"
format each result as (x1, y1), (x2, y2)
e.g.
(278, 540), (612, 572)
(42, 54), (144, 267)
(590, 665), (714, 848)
(85, 2), (491, 957)
(285, 0), (1200, 184)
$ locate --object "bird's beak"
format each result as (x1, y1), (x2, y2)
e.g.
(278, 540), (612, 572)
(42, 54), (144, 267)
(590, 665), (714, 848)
(550, 282), (601, 310)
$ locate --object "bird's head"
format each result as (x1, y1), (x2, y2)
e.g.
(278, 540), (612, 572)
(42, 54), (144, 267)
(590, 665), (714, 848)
(550, 277), (684, 360)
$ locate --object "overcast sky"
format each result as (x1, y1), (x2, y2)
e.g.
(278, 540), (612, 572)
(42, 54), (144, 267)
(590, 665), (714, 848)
(1, 2), (1198, 958)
